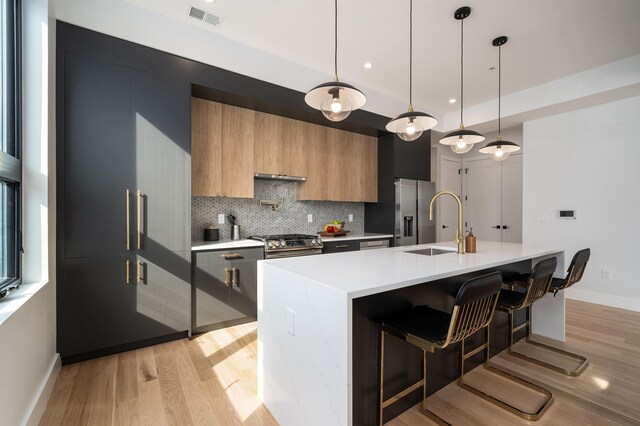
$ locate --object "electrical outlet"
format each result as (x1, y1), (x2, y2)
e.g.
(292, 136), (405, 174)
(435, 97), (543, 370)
(286, 308), (296, 336)
(218, 214), (225, 225)
(601, 269), (611, 280)
(348, 214), (353, 222)
(307, 214), (313, 223)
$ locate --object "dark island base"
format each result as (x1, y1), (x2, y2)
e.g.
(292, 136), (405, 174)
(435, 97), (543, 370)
(352, 260), (532, 425)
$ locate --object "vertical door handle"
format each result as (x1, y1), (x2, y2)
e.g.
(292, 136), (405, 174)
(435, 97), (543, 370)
(125, 259), (130, 284)
(137, 190), (142, 250)
(224, 267), (230, 287)
(136, 260), (146, 284)
(231, 266), (238, 287)
(126, 190), (130, 250)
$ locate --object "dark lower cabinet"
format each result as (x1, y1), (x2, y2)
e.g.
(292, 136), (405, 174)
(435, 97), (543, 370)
(322, 240), (360, 253)
(61, 256), (136, 357)
(57, 24), (191, 363)
(192, 248), (263, 334)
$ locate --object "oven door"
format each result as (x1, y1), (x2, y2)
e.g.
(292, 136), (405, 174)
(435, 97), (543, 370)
(265, 248), (323, 259)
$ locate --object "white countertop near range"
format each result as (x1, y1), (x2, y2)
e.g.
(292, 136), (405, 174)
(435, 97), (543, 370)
(191, 239), (264, 251)
(316, 232), (393, 242)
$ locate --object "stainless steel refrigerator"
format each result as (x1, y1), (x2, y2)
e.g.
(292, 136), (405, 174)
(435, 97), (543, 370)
(395, 179), (436, 246)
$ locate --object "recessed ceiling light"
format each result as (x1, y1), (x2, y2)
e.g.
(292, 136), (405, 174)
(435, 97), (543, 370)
(204, 0), (214, 3)
(364, 62), (372, 69)
(449, 98), (456, 104)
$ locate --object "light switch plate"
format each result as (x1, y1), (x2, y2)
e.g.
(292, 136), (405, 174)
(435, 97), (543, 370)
(286, 309), (296, 336)
(307, 214), (313, 223)
(348, 214), (353, 222)
(218, 214), (225, 225)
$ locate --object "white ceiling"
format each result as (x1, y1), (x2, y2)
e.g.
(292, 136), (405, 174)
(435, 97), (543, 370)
(125, 0), (640, 120)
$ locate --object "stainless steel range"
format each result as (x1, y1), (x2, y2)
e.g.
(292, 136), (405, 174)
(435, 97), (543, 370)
(249, 234), (324, 259)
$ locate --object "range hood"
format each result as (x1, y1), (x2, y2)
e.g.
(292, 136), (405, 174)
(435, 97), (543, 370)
(254, 173), (307, 182)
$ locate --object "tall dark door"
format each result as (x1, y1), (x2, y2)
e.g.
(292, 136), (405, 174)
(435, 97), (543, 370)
(132, 71), (190, 254)
(64, 53), (136, 259)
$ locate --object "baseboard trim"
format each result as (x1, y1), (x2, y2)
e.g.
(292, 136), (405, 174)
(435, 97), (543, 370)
(566, 288), (640, 313)
(25, 353), (61, 426)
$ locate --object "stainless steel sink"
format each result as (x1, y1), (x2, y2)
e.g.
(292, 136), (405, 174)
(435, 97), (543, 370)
(405, 248), (457, 256)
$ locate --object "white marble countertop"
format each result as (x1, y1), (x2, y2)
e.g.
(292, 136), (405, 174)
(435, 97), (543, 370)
(262, 241), (563, 298)
(317, 232), (393, 242)
(191, 239), (264, 251)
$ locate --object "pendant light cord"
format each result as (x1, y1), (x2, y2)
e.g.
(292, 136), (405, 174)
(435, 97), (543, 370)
(460, 17), (464, 125)
(498, 44), (502, 135)
(334, 0), (338, 79)
(409, 0), (413, 107)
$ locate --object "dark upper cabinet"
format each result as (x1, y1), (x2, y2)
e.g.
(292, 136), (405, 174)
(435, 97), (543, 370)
(64, 53), (136, 259)
(133, 71), (191, 254)
(391, 132), (431, 181)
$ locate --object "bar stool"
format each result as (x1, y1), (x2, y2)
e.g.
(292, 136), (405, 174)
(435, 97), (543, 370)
(378, 272), (554, 425)
(501, 251), (590, 376)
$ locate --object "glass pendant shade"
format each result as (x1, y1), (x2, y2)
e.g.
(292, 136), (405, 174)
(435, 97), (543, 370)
(386, 111), (437, 142)
(478, 138), (520, 161)
(305, 81), (365, 122)
(450, 136), (473, 154)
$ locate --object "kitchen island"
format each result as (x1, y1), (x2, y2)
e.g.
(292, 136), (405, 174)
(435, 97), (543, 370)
(257, 241), (564, 426)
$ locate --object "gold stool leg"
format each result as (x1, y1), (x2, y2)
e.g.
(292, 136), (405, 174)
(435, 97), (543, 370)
(508, 306), (589, 377)
(457, 326), (555, 421)
(378, 329), (449, 425)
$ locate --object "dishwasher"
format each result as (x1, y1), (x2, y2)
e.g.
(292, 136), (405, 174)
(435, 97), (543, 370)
(359, 239), (390, 250)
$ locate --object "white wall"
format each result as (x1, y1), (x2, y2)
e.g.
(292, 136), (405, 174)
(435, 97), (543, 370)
(523, 96), (640, 311)
(0, 0), (58, 424)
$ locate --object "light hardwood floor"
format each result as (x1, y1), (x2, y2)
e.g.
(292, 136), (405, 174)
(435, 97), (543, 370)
(40, 300), (640, 425)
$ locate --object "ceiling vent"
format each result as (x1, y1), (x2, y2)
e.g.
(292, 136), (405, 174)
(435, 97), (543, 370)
(189, 6), (224, 28)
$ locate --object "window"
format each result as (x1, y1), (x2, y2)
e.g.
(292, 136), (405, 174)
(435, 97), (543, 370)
(0, 0), (21, 297)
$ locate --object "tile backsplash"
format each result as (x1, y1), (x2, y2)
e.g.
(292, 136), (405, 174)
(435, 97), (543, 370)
(192, 180), (365, 241)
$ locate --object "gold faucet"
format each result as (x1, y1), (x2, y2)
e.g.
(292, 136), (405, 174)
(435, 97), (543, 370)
(429, 191), (465, 254)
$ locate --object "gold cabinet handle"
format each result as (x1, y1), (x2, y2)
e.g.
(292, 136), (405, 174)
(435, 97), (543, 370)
(231, 266), (238, 287)
(221, 253), (242, 260)
(125, 259), (130, 284)
(137, 260), (146, 284)
(126, 190), (131, 250)
(224, 267), (230, 287)
(137, 190), (142, 250)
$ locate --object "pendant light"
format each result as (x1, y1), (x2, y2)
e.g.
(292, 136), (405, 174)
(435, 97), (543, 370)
(479, 36), (521, 161)
(304, 0), (366, 122)
(385, 0), (437, 141)
(440, 6), (484, 154)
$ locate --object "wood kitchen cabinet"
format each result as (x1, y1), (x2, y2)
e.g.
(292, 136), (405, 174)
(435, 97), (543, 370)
(191, 99), (255, 198)
(254, 111), (284, 175)
(297, 125), (378, 202)
(191, 98), (377, 202)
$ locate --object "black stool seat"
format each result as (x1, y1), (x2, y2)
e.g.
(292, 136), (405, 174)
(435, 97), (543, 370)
(549, 277), (564, 292)
(380, 305), (451, 346)
(497, 289), (527, 310)
(500, 255), (590, 377)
